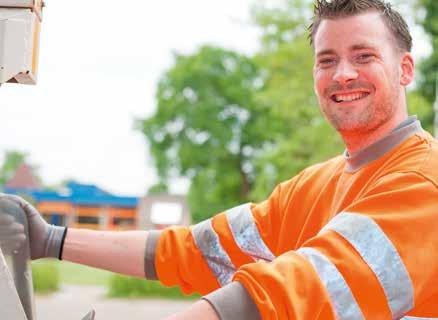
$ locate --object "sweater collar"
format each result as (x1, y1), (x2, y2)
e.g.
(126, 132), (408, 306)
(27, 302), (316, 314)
(344, 116), (422, 172)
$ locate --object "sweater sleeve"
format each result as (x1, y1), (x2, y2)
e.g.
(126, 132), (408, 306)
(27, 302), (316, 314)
(148, 181), (285, 295)
(205, 172), (438, 319)
(144, 171), (307, 296)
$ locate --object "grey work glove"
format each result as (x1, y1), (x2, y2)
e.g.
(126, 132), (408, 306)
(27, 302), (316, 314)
(0, 193), (66, 260)
(0, 212), (26, 255)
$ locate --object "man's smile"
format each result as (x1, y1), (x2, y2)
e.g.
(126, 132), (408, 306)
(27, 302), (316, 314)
(329, 90), (371, 104)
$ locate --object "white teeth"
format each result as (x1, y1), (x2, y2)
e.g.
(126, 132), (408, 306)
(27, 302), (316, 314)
(334, 92), (368, 102)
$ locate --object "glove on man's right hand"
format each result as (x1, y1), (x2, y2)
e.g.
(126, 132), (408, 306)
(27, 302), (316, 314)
(0, 213), (26, 255)
(0, 193), (66, 260)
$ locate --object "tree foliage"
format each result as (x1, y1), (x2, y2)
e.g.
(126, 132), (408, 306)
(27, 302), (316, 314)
(416, 0), (438, 105)
(139, 46), (279, 221)
(407, 90), (434, 134)
(0, 150), (28, 186)
(249, 0), (343, 200)
(138, 1), (341, 222)
(147, 182), (168, 195)
(393, 0), (436, 134)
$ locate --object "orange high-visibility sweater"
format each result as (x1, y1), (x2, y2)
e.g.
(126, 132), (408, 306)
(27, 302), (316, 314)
(145, 118), (438, 319)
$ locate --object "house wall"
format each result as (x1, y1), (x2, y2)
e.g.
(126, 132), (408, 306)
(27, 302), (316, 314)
(137, 195), (190, 230)
(37, 201), (137, 231)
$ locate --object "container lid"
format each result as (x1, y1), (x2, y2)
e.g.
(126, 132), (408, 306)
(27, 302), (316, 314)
(0, 0), (44, 21)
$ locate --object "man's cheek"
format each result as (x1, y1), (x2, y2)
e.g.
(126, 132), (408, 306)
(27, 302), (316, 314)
(314, 80), (324, 98)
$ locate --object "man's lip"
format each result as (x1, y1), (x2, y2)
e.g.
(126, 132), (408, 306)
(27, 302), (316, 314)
(329, 90), (371, 97)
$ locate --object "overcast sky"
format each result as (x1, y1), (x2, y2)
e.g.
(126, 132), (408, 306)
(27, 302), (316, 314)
(0, 0), (431, 197)
(0, 0), (262, 196)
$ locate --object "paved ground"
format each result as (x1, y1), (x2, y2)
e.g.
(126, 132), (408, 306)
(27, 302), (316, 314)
(35, 285), (193, 320)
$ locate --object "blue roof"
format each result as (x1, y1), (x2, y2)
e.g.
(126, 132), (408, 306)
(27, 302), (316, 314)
(3, 181), (138, 208)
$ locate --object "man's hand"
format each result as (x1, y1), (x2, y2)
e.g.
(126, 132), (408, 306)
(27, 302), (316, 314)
(0, 213), (26, 255)
(0, 194), (66, 260)
(164, 300), (219, 320)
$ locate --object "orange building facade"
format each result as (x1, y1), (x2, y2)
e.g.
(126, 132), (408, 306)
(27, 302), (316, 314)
(36, 200), (137, 231)
(2, 164), (190, 231)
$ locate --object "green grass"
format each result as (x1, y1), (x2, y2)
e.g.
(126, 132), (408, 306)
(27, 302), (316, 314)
(56, 260), (114, 286)
(32, 259), (113, 287)
(31, 260), (198, 300)
(31, 260), (60, 294)
(107, 274), (200, 300)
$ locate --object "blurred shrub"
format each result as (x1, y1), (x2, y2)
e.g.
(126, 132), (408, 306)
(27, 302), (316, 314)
(57, 261), (112, 286)
(32, 260), (60, 294)
(107, 274), (199, 300)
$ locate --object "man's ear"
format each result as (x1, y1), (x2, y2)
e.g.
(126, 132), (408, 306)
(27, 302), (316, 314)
(400, 52), (414, 87)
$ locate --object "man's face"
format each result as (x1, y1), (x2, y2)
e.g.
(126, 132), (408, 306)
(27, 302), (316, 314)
(313, 11), (409, 134)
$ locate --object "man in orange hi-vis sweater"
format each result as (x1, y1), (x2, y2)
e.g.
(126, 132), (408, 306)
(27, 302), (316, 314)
(1, 0), (437, 319)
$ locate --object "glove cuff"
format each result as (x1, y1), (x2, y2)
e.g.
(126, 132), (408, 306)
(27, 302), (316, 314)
(59, 227), (68, 260)
(45, 225), (67, 259)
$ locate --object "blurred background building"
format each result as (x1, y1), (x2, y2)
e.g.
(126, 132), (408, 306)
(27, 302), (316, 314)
(2, 164), (190, 231)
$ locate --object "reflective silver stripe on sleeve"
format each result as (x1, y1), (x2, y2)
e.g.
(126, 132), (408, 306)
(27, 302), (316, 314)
(297, 247), (365, 320)
(226, 203), (275, 262)
(192, 219), (236, 286)
(320, 212), (414, 319)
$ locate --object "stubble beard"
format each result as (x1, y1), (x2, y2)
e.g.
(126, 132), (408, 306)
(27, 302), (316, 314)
(321, 86), (399, 135)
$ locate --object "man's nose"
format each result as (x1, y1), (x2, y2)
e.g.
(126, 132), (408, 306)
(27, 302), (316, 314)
(332, 60), (358, 84)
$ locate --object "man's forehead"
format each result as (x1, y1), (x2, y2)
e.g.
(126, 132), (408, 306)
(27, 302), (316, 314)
(313, 11), (389, 52)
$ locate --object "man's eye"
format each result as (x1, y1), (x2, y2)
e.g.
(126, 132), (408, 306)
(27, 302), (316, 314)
(318, 58), (336, 67)
(356, 54), (374, 63)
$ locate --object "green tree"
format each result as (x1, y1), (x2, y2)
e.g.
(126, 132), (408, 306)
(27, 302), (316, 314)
(147, 182), (168, 195)
(416, 0), (438, 105)
(138, 46), (278, 222)
(0, 150), (28, 186)
(407, 90), (434, 134)
(408, 0), (437, 135)
(249, 0), (343, 200)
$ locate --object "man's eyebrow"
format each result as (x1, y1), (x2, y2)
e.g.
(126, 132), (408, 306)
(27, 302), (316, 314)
(316, 44), (376, 57)
(351, 43), (375, 51)
(316, 49), (336, 57)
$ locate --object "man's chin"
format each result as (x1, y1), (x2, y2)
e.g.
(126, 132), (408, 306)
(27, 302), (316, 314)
(329, 119), (373, 134)
(324, 108), (374, 134)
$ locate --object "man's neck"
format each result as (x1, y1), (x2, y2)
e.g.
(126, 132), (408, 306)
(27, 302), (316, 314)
(342, 113), (408, 155)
